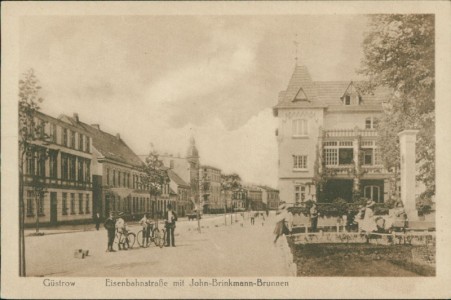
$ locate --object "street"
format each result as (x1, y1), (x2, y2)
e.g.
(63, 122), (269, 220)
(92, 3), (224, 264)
(25, 213), (291, 277)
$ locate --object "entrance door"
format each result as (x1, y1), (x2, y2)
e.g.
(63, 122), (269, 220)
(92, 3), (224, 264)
(364, 186), (381, 202)
(50, 192), (57, 225)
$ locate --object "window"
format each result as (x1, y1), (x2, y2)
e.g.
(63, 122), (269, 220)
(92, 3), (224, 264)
(62, 193), (68, 215)
(78, 159), (84, 181)
(112, 196), (116, 212)
(49, 151), (58, 178)
(79, 134), (84, 151)
(117, 196), (121, 211)
(339, 148), (353, 165)
(50, 123), (57, 143)
(85, 136), (90, 153)
(292, 119), (308, 136)
(324, 148), (338, 165)
(294, 186), (306, 204)
(113, 170), (116, 186)
(62, 128), (68, 146)
(26, 151), (35, 175)
(26, 191), (34, 216)
(37, 149), (46, 177)
(61, 154), (68, 180)
(70, 193), (76, 214)
(362, 149), (373, 165)
(123, 173), (126, 187)
(69, 156), (76, 180)
(118, 172), (121, 187)
(85, 161), (91, 182)
(365, 117), (379, 129)
(106, 168), (110, 185)
(86, 194), (90, 213)
(70, 130), (75, 149)
(79, 193), (84, 214)
(293, 155), (307, 170)
(345, 95), (351, 105)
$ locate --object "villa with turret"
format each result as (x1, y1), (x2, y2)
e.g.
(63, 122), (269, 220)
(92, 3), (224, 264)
(273, 65), (394, 205)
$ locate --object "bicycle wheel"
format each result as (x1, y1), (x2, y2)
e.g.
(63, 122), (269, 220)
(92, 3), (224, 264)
(137, 230), (146, 247)
(158, 229), (166, 248)
(127, 233), (136, 248)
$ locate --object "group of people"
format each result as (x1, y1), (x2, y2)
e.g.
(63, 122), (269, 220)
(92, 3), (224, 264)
(103, 204), (178, 252)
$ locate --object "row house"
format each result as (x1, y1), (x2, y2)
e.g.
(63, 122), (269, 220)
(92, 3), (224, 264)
(200, 165), (222, 212)
(231, 189), (247, 210)
(23, 111), (93, 225)
(273, 65), (394, 205)
(60, 114), (152, 219)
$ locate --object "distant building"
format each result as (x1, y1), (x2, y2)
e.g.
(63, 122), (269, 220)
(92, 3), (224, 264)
(167, 169), (193, 217)
(232, 189), (247, 210)
(273, 65), (394, 205)
(23, 111), (93, 225)
(60, 114), (152, 219)
(245, 186), (264, 211)
(200, 165), (222, 212)
(257, 186), (280, 210)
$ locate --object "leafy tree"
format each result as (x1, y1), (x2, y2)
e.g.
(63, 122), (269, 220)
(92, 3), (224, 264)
(140, 148), (170, 218)
(18, 69), (46, 276)
(220, 173), (243, 209)
(200, 171), (210, 213)
(359, 14), (435, 199)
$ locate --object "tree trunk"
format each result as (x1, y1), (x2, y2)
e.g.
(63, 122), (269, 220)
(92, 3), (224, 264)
(19, 162), (26, 276)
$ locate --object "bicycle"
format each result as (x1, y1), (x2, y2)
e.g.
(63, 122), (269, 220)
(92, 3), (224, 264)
(115, 230), (136, 250)
(137, 219), (165, 248)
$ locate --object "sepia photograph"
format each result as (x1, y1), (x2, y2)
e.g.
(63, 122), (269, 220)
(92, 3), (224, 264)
(2, 1), (451, 299)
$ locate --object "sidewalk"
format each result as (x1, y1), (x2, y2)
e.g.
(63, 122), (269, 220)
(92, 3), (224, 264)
(25, 214), (292, 277)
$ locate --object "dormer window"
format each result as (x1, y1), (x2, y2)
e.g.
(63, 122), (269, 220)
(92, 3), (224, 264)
(345, 95), (351, 105)
(341, 82), (361, 106)
(293, 88), (308, 102)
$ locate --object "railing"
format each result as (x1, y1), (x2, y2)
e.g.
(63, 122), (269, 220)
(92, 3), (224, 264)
(323, 129), (378, 138)
(323, 164), (387, 175)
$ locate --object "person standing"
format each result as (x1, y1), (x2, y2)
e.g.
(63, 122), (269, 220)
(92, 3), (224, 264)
(94, 212), (101, 231)
(139, 213), (152, 247)
(104, 212), (116, 252)
(273, 203), (292, 244)
(115, 212), (128, 250)
(309, 203), (318, 232)
(164, 204), (177, 247)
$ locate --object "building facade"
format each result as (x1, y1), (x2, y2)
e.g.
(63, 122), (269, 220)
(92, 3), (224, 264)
(167, 169), (193, 217)
(23, 111), (93, 225)
(245, 186), (264, 211)
(273, 65), (394, 205)
(60, 115), (152, 219)
(200, 165), (222, 211)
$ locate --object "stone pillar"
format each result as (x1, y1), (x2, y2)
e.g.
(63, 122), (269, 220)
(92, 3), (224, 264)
(398, 130), (419, 221)
(352, 128), (361, 198)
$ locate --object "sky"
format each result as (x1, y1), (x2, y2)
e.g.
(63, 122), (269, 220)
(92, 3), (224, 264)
(19, 15), (370, 187)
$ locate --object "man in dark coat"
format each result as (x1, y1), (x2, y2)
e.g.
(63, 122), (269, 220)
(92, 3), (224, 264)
(104, 211), (116, 252)
(164, 204), (177, 247)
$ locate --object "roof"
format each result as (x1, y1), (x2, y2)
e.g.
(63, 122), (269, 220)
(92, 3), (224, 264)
(34, 111), (91, 136)
(201, 165), (221, 172)
(274, 65), (392, 113)
(257, 185), (279, 192)
(167, 169), (190, 188)
(60, 115), (144, 168)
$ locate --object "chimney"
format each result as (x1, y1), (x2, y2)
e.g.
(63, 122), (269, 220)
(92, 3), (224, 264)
(116, 133), (121, 140)
(73, 113), (79, 123)
(91, 124), (100, 130)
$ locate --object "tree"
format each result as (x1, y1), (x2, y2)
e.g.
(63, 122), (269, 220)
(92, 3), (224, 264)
(19, 69), (46, 276)
(220, 173), (243, 219)
(359, 14), (435, 199)
(140, 147), (170, 219)
(200, 171), (210, 214)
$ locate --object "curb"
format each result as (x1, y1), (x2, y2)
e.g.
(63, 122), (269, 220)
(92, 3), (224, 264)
(279, 235), (297, 276)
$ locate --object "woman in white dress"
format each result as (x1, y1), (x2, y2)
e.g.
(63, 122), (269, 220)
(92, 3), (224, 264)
(273, 203), (293, 243)
(359, 199), (377, 233)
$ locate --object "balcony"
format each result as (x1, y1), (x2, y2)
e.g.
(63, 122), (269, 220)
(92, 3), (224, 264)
(324, 164), (389, 178)
(323, 128), (377, 138)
